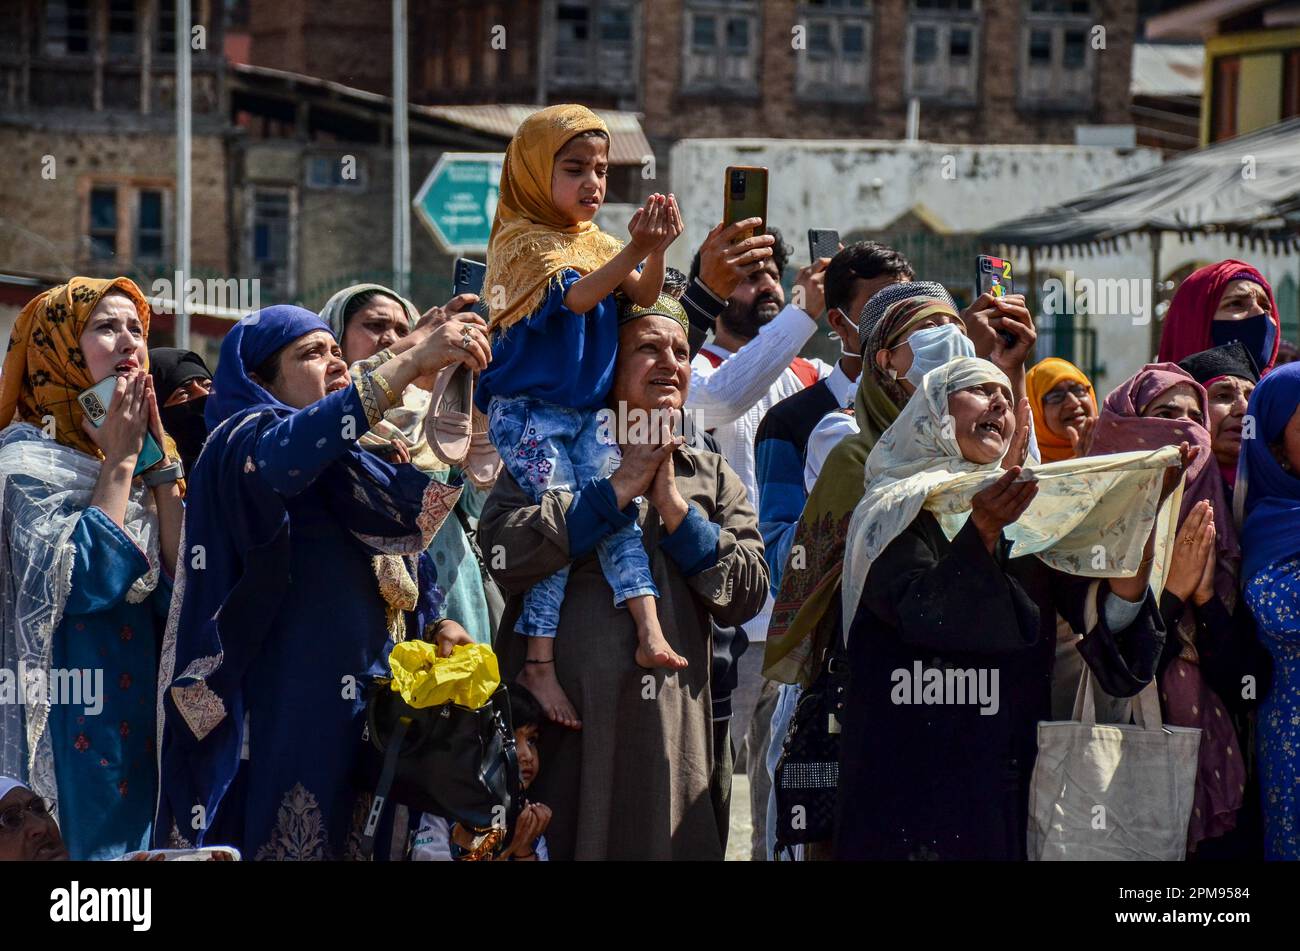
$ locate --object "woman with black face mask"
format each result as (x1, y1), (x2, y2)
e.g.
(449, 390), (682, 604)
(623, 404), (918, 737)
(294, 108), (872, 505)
(1157, 260), (1282, 374)
(149, 347), (213, 473)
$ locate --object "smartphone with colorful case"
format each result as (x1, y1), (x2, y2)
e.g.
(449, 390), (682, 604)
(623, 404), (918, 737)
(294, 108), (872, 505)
(976, 253), (1016, 347)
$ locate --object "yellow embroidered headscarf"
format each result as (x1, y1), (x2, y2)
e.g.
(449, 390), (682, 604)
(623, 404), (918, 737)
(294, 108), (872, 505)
(1025, 357), (1097, 463)
(0, 277), (157, 458)
(483, 104), (625, 331)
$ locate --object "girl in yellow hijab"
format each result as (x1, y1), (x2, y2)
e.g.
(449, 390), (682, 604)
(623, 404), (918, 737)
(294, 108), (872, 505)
(475, 104), (686, 728)
(0, 277), (181, 859)
(1026, 357), (1098, 463)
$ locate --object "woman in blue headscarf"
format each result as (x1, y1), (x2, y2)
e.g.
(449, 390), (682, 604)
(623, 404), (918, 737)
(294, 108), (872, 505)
(154, 305), (489, 860)
(1239, 361), (1300, 860)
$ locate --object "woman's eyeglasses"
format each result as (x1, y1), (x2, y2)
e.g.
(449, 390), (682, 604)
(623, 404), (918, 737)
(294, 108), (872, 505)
(0, 796), (56, 835)
(1043, 384), (1090, 406)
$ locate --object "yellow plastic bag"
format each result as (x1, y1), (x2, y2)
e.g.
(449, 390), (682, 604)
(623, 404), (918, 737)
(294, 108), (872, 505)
(387, 641), (500, 710)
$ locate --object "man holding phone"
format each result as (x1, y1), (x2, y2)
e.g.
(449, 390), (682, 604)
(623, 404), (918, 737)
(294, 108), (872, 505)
(685, 225), (834, 861)
(748, 240), (914, 861)
(754, 242), (915, 597)
(675, 217), (781, 359)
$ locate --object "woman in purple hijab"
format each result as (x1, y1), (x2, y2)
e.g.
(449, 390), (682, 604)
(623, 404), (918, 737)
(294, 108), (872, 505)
(1089, 363), (1269, 858)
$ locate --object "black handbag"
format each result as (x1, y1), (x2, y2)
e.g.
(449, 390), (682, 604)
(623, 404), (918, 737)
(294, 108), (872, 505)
(358, 678), (520, 859)
(772, 647), (850, 857)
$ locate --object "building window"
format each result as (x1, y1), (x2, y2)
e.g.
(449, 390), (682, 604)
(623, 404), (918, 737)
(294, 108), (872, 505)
(795, 0), (872, 102)
(1019, 0), (1095, 109)
(157, 2), (176, 55)
(107, 0), (137, 57)
(306, 155), (367, 191)
(89, 188), (118, 260)
(906, 0), (979, 102)
(136, 190), (165, 260)
(683, 0), (761, 93)
(156, 3), (198, 55)
(44, 0), (91, 56)
(248, 188), (295, 301)
(550, 1), (639, 95)
(84, 182), (172, 264)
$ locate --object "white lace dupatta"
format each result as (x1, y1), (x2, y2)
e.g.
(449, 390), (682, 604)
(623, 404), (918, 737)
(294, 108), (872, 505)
(0, 423), (160, 804)
(841, 359), (1177, 640)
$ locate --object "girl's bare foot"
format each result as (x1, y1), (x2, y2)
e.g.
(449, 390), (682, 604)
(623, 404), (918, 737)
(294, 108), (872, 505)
(625, 595), (685, 669)
(518, 661), (582, 730)
(634, 626), (688, 670)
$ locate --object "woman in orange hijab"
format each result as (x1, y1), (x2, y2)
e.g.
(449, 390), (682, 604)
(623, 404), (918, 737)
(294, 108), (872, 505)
(0, 277), (181, 859)
(1026, 357), (1098, 463)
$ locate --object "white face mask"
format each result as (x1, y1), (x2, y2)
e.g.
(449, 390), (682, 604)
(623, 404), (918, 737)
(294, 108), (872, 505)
(901, 323), (975, 389)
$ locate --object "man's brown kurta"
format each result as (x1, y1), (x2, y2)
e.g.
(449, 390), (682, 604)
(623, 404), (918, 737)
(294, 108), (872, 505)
(480, 444), (768, 860)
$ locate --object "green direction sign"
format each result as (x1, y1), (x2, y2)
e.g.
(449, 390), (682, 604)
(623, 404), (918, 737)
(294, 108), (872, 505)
(413, 152), (504, 253)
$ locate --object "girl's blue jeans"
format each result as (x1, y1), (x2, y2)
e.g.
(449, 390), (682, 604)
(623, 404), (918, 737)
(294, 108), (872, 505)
(488, 395), (658, 637)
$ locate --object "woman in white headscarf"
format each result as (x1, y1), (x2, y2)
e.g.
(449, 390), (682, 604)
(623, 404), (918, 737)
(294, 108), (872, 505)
(319, 284), (501, 641)
(834, 356), (1189, 861)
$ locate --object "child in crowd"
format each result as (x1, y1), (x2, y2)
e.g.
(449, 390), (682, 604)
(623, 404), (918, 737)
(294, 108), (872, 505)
(475, 104), (685, 728)
(411, 683), (551, 861)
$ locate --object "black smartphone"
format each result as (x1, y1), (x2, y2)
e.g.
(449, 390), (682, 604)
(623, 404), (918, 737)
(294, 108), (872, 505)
(453, 258), (487, 299)
(808, 229), (840, 263)
(723, 166), (768, 241)
(453, 258), (488, 317)
(976, 254), (1016, 347)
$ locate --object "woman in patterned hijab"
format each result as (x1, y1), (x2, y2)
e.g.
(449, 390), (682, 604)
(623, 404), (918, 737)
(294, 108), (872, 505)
(0, 277), (181, 859)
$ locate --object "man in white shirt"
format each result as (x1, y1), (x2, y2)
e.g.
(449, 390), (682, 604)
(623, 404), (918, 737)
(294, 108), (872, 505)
(684, 228), (830, 859)
(753, 242), (916, 861)
(687, 232), (832, 506)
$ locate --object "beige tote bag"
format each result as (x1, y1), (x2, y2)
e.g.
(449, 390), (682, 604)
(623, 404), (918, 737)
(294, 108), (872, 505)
(1028, 588), (1201, 861)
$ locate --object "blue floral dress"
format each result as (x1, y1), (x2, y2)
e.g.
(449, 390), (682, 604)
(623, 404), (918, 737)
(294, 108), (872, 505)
(49, 506), (170, 860)
(1244, 558), (1300, 860)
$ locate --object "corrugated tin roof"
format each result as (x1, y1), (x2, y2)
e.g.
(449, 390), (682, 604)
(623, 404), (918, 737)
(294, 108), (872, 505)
(229, 65), (652, 162)
(1131, 43), (1204, 97)
(419, 104), (651, 165)
(983, 117), (1300, 248)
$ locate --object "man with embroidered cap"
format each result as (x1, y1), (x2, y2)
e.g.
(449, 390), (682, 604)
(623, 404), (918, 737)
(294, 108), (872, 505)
(481, 290), (768, 860)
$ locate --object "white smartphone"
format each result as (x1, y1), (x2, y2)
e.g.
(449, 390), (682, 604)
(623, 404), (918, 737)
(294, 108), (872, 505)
(77, 375), (165, 474)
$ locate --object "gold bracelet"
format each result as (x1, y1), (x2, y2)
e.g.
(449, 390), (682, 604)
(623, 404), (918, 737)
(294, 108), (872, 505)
(370, 369), (399, 406)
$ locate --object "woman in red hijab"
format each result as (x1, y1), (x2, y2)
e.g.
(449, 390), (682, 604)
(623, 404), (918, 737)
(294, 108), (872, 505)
(1158, 260), (1281, 373)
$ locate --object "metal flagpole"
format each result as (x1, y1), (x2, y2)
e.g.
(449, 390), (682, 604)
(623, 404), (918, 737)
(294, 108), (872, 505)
(176, 0), (191, 348)
(393, 0), (410, 298)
